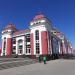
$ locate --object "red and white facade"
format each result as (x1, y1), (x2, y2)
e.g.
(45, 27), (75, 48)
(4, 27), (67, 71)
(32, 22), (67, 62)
(1, 14), (73, 57)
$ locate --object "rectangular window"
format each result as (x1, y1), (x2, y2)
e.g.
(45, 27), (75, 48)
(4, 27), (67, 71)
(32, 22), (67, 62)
(26, 34), (30, 42)
(12, 46), (16, 54)
(35, 36), (39, 40)
(13, 37), (16, 44)
(19, 45), (22, 49)
(51, 37), (59, 54)
(35, 30), (40, 54)
(26, 38), (30, 42)
(3, 41), (6, 55)
(18, 45), (23, 54)
(36, 43), (40, 54)
(26, 45), (31, 53)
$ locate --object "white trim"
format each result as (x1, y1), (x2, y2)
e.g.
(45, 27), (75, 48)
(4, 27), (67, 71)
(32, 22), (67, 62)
(25, 53), (31, 55)
(23, 39), (25, 54)
(13, 32), (30, 37)
(50, 37), (52, 54)
(58, 41), (61, 54)
(5, 38), (8, 55)
(47, 31), (50, 54)
(16, 40), (18, 54)
(13, 44), (16, 46)
(1, 40), (3, 56)
(26, 42), (30, 45)
(34, 32), (36, 55)
(16, 36), (25, 55)
(30, 25), (47, 33)
(2, 34), (12, 39)
(39, 31), (42, 55)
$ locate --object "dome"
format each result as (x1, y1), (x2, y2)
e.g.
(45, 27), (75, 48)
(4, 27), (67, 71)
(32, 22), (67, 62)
(33, 14), (45, 20)
(4, 23), (17, 30)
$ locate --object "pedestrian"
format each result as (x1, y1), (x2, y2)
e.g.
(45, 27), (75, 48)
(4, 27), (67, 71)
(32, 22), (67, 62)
(43, 56), (47, 64)
(38, 55), (41, 63)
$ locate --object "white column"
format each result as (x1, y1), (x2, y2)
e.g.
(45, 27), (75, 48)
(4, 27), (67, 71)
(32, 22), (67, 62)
(58, 41), (61, 54)
(39, 31), (42, 55)
(16, 41), (18, 54)
(23, 39), (25, 54)
(1, 38), (7, 56)
(34, 32), (36, 55)
(5, 38), (8, 55)
(50, 36), (52, 55)
(1, 40), (3, 56)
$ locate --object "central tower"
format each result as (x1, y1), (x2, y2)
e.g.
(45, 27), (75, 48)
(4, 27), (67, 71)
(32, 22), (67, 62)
(30, 14), (52, 56)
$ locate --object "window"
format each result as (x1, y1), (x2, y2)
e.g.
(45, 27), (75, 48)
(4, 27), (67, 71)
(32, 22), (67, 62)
(36, 43), (40, 54)
(18, 45), (23, 54)
(18, 39), (23, 43)
(12, 46), (16, 54)
(38, 21), (41, 23)
(3, 41), (6, 55)
(26, 34), (30, 42)
(51, 37), (59, 54)
(19, 45), (22, 49)
(25, 34), (31, 54)
(4, 37), (6, 42)
(26, 45), (31, 53)
(26, 38), (30, 42)
(35, 30), (40, 54)
(35, 30), (39, 40)
(26, 34), (30, 37)
(29, 49), (30, 53)
(13, 46), (16, 50)
(36, 22), (38, 24)
(4, 37), (6, 39)
(13, 37), (16, 44)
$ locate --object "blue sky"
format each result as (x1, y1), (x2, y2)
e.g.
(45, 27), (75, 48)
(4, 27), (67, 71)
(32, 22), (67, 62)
(0, 0), (75, 48)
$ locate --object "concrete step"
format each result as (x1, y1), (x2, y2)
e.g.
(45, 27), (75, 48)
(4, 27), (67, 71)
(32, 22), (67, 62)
(0, 59), (37, 70)
(0, 58), (33, 63)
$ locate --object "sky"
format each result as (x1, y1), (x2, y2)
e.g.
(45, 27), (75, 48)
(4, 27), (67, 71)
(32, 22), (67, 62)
(0, 0), (75, 48)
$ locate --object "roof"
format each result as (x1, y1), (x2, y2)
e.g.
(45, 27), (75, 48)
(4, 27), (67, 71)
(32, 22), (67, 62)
(33, 14), (45, 20)
(13, 29), (30, 35)
(4, 23), (17, 30)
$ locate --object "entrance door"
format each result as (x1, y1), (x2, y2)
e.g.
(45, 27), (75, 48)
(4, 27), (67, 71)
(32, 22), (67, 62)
(18, 39), (23, 55)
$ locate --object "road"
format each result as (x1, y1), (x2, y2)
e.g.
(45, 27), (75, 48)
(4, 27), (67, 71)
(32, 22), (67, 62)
(0, 59), (75, 75)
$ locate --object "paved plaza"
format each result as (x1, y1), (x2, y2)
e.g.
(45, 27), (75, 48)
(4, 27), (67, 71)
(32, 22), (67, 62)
(0, 59), (75, 75)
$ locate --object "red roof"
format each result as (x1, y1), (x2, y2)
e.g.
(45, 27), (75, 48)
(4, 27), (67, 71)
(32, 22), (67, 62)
(33, 14), (45, 20)
(4, 23), (17, 30)
(13, 29), (30, 35)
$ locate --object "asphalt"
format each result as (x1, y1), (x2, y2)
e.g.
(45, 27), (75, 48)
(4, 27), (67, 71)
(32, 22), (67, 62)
(0, 59), (75, 75)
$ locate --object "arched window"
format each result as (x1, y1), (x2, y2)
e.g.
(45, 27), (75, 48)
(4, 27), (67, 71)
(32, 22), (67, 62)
(18, 39), (23, 54)
(4, 37), (6, 41)
(18, 39), (23, 43)
(35, 30), (39, 40)
(4, 37), (6, 39)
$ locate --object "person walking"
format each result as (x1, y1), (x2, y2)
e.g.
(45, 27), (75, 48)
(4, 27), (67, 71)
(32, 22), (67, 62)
(43, 56), (47, 64)
(38, 55), (41, 63)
